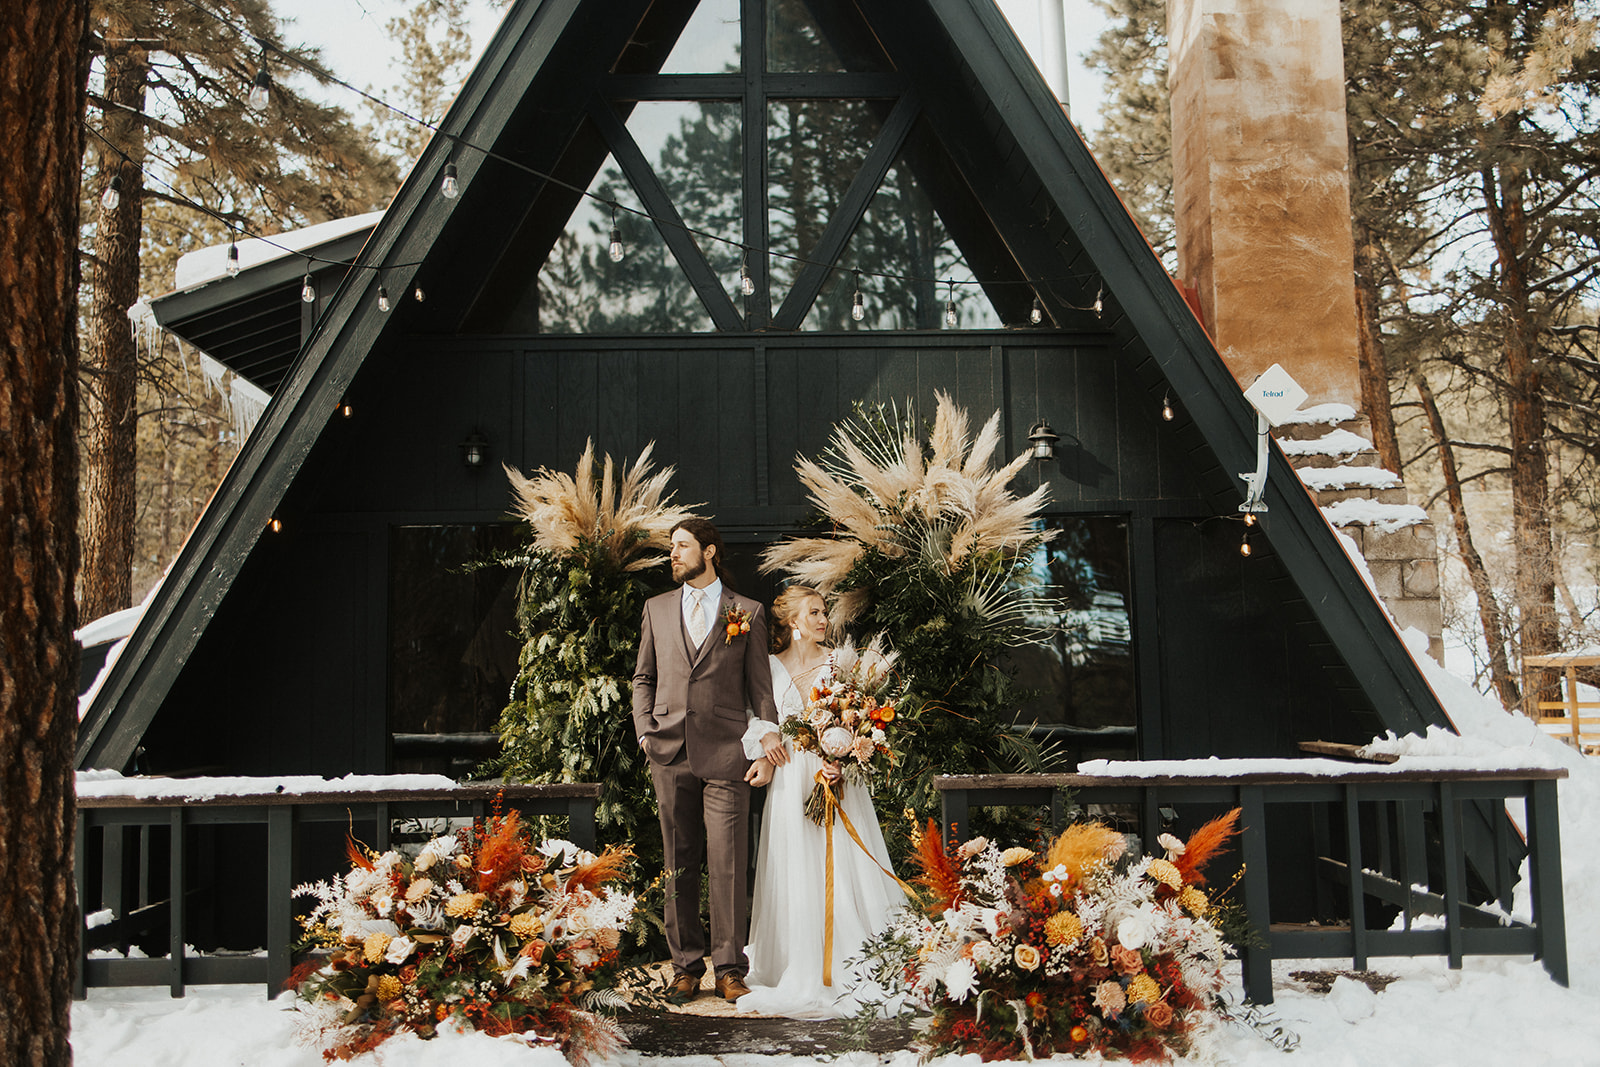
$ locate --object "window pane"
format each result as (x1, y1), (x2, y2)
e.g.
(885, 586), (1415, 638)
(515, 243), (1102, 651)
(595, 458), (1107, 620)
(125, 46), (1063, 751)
(388, 525), (522, 765)
(767, 99), (883, 302)
(767, 0), (891, 72)
(660, 0), (741, 73)
(1006, 517), (1137, 762)
(538, 151), (718, 333)
(804, 137), (1005, 330)
(626, 101), (746, 309)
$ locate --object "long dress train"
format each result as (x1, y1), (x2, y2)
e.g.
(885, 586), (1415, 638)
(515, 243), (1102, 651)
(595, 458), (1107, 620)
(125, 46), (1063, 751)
(738, 655), (905, 1018)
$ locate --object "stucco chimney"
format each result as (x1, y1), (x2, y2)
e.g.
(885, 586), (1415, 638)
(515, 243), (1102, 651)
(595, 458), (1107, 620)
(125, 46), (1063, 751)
(1168, 0), (1362, 408)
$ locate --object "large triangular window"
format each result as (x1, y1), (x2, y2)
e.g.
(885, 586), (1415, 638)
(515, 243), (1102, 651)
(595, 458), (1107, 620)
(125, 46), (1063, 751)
(470, 0), (1029, 334)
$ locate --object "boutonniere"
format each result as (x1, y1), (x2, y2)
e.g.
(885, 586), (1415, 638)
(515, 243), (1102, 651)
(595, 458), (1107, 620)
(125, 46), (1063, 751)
(722, 604), (753, 644)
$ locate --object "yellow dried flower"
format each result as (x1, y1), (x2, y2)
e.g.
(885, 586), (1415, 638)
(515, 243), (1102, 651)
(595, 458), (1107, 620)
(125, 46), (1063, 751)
(1180, 885), (1209, 916)
(1089, 937), (1109, 967)
(445, 892), (485, 917)
(595, 927), (622, 951)
(1126, 973), (1162, 1005)
(363, 932), (391, 962)
(1000, 847), (1035, 867)
(405, 878), (434, 902)
(509, 912), (544, 940)
(376, 975), (403, 1002)
(1045, 910), (1083, 947)
(1145, 858), (1183, 891)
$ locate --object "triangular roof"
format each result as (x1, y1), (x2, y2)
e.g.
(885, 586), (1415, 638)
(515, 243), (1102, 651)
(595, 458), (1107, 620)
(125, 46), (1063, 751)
(77, 0), (1452, 770)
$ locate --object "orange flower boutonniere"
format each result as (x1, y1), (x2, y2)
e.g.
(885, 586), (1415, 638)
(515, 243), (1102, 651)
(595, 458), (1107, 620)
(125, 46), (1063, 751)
(722, 605), (752, 644)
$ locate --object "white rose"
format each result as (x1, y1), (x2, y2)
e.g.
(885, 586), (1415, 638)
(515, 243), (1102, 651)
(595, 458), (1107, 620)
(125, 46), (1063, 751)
(820, 726), (855, 757)
(1117, 908), (1157, 950)
(385, 936), (416, 964)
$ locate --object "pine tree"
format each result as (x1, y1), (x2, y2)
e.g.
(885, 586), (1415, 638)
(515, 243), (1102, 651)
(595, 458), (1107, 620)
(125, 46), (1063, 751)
(0, 3), (89, 1063)
(80, 0), (399, 619)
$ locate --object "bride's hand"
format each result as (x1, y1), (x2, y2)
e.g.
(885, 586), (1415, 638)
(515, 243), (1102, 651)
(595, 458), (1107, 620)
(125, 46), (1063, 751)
(820, 760), (842, 782)
(760, 731), (789, 766)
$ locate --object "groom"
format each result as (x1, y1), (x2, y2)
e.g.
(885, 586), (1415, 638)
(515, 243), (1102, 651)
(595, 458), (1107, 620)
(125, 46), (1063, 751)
(632, 518), (786, 1003)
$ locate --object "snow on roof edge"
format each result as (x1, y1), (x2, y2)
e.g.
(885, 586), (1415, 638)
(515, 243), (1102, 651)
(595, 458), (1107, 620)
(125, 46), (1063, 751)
(172, 211), (385, 291)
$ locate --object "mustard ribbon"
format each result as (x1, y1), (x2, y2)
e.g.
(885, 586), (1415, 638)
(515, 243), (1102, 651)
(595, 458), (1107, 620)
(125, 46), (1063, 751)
(814, 771), (919, 988)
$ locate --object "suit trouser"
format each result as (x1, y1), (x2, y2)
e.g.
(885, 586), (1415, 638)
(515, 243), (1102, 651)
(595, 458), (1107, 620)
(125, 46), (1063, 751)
(649, 756), (751, 978)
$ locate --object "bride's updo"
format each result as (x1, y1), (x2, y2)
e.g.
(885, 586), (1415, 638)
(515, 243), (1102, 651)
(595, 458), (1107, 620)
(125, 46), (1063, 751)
(770, 584), (825, 654)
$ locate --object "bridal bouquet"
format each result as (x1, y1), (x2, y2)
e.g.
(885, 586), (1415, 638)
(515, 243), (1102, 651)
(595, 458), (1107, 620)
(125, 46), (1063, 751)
(290, 810), (638, 1064)
(862, 812), (1242, 1062)
(780, 635), (903, 825)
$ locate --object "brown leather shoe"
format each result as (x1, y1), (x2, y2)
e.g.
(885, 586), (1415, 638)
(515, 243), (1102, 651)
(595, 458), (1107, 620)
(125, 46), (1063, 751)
(665, 973), (701, 1005)
(714, 972), (751, 1002)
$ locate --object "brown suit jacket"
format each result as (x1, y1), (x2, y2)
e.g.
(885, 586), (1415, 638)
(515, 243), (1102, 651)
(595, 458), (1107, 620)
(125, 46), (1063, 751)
(632, 585), (779, 781)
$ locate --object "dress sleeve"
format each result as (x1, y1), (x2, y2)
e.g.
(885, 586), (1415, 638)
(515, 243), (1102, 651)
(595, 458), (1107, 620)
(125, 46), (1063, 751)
(741, 717), (780, 760)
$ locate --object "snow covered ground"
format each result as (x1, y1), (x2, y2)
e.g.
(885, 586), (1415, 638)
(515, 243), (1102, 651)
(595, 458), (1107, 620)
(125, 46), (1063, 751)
(72, 637), (1600, 1065)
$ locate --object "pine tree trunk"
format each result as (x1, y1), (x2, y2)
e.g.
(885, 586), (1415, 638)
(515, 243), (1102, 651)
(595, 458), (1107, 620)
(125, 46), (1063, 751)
(81, 26), (149, 621)
(0, 3), (90, 1064)
(1416, 375), (1521, 712)
(1481, 154), (1558, 709)
(1351, 214), (1402, 476)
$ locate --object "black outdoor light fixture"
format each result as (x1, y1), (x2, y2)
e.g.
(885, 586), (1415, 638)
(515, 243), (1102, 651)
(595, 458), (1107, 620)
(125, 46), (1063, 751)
(1027, 420), (1060, 462)
(459, 429), (489, 469)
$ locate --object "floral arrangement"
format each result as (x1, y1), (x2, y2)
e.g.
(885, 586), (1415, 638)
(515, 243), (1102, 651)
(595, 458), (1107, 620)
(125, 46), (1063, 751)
(290, 810), (639, 1063)
(721, 604), (752, 644)
(863, 811), (1243, 1062)
(780, 636), (902, 825)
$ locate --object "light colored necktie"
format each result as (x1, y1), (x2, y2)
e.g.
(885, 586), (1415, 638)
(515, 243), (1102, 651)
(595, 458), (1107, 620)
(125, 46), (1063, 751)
(688, 591), (708, 645)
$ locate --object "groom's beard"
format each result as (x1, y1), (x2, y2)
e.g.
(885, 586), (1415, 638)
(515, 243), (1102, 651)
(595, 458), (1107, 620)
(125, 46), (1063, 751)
(672, 557), (706, 583)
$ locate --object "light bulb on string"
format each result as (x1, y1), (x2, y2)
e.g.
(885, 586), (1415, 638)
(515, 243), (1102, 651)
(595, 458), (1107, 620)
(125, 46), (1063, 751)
(301, 272), (315, 304)
(1030, 295), (1044, 325)
(225, 239), (241, 278)
(1243, 512), (1257, 527)
(248, 67), (271, 110)
(1092, 287), (1104, 319)
(412, 286), (425, 303)
(101, 173), (122, 211)
(739, 252), (755, 297)
(1239, 533), (1252, 557)
(944, 280), (958, 328)
(1161, 394), (1174, 421)
(851, 270), (865, 322)
(607, 203), (624, 263)
(377, 285), (391, 313)
(441, 161), (460, 200)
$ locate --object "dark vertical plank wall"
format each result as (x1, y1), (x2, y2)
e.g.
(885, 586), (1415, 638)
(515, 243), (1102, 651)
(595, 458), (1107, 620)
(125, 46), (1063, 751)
(133, 333), (1370, 779)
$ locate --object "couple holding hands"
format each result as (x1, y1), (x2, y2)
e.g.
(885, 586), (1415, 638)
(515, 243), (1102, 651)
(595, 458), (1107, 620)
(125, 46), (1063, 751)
(631, 519), (903, 1019)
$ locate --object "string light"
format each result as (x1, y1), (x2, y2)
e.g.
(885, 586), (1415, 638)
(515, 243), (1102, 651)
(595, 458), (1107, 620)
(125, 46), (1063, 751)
(377, 285), (391, 313)
(851, 270), (865, 322)
(1093, 287), (1104, 318)
(101, 173), (122, 211)
(1030, 295), (1044, 325)
(225, 239), (240, 278)
(1239, 532), (1252, 557)
(1161, 393), (1174, 421)
(944, 280), (958, 328)
(1243, 512), (1257, 526)
(608, 203), (624, 263)
(301, 270), (315, 304)
(248, 55), (271, 110)
(412, 285), (425, 303)
(740, 251), (755, 296)
(440, 160), (459, 200)
(268, 517), (283, 533)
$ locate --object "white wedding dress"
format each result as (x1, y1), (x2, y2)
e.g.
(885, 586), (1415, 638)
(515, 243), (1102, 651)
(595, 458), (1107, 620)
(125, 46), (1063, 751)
(738, 655), (906, 1018)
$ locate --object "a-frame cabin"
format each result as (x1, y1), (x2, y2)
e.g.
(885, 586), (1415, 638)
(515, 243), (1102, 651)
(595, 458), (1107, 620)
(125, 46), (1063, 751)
(87, 0), (1475, 917)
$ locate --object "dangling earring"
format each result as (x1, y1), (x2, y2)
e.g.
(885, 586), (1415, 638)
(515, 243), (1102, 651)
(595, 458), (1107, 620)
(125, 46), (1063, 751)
(792, 627), (804, 644)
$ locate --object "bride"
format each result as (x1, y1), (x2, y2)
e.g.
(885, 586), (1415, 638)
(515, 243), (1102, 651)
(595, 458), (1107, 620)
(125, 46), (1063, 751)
(738, 585), (905, 1018)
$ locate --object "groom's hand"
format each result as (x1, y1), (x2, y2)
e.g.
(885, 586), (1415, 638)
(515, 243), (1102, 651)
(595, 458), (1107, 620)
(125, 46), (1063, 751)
(760, 732), (789, 766)
(745, 757), (774, 787)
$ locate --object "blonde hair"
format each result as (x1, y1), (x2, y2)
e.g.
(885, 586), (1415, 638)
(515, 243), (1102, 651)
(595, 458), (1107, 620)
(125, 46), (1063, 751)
(771, 585), (825, 654)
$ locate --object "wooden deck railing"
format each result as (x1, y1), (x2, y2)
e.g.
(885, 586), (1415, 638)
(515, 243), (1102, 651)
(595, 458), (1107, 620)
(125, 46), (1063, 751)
(75, 781), (600, 999)
(935, 765), (1568, 1005)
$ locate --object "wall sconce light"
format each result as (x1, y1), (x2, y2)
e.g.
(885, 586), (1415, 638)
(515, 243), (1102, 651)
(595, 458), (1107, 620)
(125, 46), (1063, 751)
(459, 429), (489, 469)
(1027, 420), (1060, 462)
